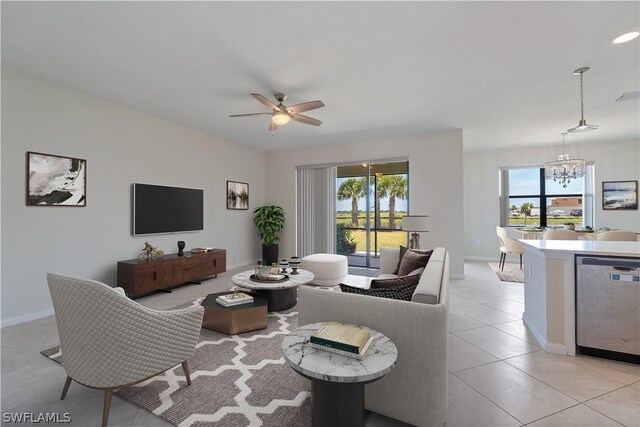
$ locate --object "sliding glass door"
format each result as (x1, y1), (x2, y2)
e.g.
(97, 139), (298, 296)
(336, 161), (408, 269)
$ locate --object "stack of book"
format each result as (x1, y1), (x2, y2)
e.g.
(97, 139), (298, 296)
(215, 292), (253, 307)
(309, 322), (374, 360)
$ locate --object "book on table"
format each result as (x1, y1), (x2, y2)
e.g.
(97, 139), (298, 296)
(310, 322), (371, 354)
(216, 292), (253, 307)
(310, 335), (374, 360)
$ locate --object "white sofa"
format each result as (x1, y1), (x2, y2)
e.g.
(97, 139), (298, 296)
(298, 247), (449, 427)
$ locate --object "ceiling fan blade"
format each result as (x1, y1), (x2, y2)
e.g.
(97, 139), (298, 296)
(229, 113), (272, 117)
(287, 100), (325, 114)
(269, 120), (279, 132)
(252, 93), (279, 111)
(291, 114), (322, 126)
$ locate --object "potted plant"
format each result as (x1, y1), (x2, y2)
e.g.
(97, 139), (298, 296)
(562, 221), (575, 230)
(253, 205), (285, 266)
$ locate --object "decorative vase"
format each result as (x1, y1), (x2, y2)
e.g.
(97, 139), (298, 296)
(262, 244), (279, 266)
(289, 256), (301, 275)
(279, 259), (289, 273)
(177, 241), (185, 257)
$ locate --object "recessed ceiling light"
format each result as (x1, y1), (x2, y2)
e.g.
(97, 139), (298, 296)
(613, 31), (639, 44)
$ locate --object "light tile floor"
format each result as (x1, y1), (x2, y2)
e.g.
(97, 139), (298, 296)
(1, 261), (638, 426)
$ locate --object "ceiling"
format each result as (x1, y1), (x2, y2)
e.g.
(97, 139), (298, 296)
(2, 2), (639, 152)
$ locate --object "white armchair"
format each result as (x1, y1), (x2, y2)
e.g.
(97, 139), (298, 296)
(47, 272), (204, 427)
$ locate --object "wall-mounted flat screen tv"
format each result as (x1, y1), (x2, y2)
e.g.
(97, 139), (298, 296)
(133, 183), (204, 235)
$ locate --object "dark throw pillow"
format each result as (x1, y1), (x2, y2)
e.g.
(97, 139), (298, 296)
(339, 282), (418, 301)
(397, 250), (433, 277)
(392, 246), (409, 275)
(370, 273), (421, 289)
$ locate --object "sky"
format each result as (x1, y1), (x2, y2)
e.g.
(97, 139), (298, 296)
(508, 168), (583, 209)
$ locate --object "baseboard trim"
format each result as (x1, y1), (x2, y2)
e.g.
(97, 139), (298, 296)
(523, 312), (546, 350)
(2, 308), (55, 328)
(545, 342), (568, 356)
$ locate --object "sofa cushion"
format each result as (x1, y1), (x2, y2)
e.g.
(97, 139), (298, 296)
(397, 250), (432, 276)
(339, 282), (418, 301)
(370, 273), (421, 289)
(393, 246), (434, 275)
(411, 247), (445, 305)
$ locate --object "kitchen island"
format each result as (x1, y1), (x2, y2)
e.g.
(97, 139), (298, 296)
(520, 240), (640, 357)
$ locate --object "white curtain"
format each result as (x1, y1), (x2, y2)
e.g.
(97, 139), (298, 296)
(296, 167), (337, 257)
(499, 168), (509, 226)
(583, 163), (595, 227)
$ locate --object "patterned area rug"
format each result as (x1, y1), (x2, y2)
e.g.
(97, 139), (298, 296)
(41, 301), (310, 427)
(488, 262), (524, 283)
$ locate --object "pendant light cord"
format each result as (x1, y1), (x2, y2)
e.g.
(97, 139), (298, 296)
(579, 72), (585, 121)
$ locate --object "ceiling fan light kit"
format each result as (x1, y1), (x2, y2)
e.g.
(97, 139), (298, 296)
(230, 92), (324, 133)
(567, 67), (599, 133)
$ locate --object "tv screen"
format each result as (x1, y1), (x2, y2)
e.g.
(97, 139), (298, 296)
(133, 183), (204, 235)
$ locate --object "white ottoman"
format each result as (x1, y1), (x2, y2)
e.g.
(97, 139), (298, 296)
(300, 254), (348, 286)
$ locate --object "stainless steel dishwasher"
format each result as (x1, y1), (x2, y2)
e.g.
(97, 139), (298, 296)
(576, 255), (640, 364)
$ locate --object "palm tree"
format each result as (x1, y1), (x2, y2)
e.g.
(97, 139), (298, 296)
(520, 202), (535, 226)
(337, 177), (366, 227)
(374, 173), (387, 229)
(379, 175), (407, 229)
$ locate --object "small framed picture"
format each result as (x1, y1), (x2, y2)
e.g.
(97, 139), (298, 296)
(27, 151), (86, 206)
(602, 180), (637, 210)
(227, 180), (249, 210)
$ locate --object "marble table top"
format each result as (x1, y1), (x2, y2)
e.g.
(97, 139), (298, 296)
(281, 322), (397, 383)
(231, 269), (314, 290)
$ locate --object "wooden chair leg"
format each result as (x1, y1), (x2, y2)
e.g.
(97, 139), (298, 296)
(102, 390), (113, 427)
(520, 254), (523, 269)
(60, 375), (72, 400)
(182, 361), (192, 386)
(500, 253), (505, 271)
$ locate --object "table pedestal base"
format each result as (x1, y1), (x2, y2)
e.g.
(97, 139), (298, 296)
(311, 380), (365, 427)
(255, 287), (297, 311)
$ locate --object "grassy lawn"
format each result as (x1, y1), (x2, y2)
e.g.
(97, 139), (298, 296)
(337, 211), (406, 229)
(508, 215), (583, 227)
(349, 230), (408, 253)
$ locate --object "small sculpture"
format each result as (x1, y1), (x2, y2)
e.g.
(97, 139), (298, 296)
(138, 242), (164, 262)
(177, 241), (185, 257)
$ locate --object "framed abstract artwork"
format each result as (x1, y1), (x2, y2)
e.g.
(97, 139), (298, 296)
(27, 151), (86, 206)
(227, 180), (249, 210)
(602, 180), (637, 210)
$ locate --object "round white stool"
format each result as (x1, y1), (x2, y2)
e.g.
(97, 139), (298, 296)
(300, 254), (348, 286)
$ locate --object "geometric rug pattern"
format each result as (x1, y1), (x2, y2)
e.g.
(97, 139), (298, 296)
(488, 262), (525, 283)
(42, 299), (311, 427)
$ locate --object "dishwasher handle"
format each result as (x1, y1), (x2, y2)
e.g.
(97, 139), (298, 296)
(579, 257), (640, 269)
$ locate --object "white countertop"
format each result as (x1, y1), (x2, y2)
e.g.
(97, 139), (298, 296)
(520, 240), (640, 257)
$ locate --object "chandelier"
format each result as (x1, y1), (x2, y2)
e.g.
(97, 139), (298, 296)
(544, 133), (586, 188)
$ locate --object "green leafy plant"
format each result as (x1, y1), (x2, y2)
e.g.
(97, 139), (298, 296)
(253, 205), (285, 246)
(336, 224), (357, 254)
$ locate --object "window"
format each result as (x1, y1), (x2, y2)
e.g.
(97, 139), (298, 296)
(500, 165), (594, 228)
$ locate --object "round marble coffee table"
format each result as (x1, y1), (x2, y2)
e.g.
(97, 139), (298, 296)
(282, 322), (397, 427)
(231, 269), (314, 311)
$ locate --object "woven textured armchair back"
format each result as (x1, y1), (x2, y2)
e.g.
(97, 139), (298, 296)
(47, 272), (203, 388)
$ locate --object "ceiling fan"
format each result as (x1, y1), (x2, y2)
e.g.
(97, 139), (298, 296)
(230, 93), (325, 132)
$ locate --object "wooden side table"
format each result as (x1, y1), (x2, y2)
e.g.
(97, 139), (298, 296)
(200, 292), (267, 335)
(282, 322), (397, 427)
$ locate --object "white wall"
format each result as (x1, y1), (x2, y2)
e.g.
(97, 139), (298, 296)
(1, 69), (267, 326)
(266, 130), (465, 277)
(464, 139), (640, 260)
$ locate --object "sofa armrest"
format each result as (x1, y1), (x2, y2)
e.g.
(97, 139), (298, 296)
(379, 247), (401, 274)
